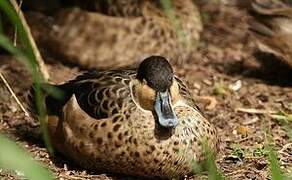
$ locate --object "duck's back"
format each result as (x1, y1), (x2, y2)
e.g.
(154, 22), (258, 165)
(58, 70), (138, 119)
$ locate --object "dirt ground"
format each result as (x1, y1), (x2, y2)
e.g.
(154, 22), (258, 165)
(0, 1), (292, 180)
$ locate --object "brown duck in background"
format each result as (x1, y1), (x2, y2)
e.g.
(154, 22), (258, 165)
(249, 0), (292, 69)
(28, 56), (219, 178)
(27, 0), (202, 69)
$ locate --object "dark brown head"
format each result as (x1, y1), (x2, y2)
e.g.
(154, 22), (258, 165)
(136, 56), (179, 128)
(137, 56), (174, 92)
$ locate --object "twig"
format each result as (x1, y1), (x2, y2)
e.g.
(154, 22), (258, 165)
(58, 174), (111, 180)
(9, 0), (50, 81)
(0, 72), (30, 117)
(236, 107), (292, 122)
(243, 117), (259, 125)
(235, 108), (278, 115)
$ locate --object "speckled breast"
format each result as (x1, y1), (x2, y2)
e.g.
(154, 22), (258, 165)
(55, 96), (219, 178)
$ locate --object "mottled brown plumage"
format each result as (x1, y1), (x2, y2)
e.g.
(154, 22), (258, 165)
(249, 0), (292, 68)
(28, 56), (219, 178)
(28, 0), (202, 69)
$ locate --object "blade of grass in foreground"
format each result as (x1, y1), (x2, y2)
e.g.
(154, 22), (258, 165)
(0, 13), (4, 34)
(0, 33), (53, 155)
(202, 139), (225, 180)
(266, 143), (284, 180)
(0, 134), (53, 180)
(0, 0), (53, 155)
(262, 116), (284, 180)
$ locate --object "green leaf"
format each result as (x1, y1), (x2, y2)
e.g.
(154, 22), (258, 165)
(202, 138), (225, 180)
(0, 13), (4, 34)
(266, 144), (284, 180)
(0, 0), (36, 63)
(0, 134), (54, 180)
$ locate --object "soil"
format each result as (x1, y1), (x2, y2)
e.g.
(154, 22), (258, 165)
(0, 1), (291, 180)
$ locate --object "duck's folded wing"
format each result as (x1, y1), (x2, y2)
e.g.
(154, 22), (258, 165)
(62, 70), (136, 120)
(27, 70), (136, 120)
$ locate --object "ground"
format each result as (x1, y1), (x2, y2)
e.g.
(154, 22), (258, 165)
(0, 1), (292, 180)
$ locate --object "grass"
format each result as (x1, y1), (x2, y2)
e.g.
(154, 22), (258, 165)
(271, 111), (292, 140)
(262, 116), (286, 180)
(213, 83), (227, 97)
(0, 0), (53, 154)
(0, 0), (53, 179)
(266, 144), (284, 180)
(202, 139), (225, 180)
(0, 134), (53, 180)
(265, 111), (292, 179)
(0, 13), (4, 34)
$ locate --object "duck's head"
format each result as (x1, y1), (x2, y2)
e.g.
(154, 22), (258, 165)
(136, 56), (180, 128)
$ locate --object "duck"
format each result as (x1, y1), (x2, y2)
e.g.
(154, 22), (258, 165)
(249, 0), (292, 69)
(28, 56), (219, 178)
(27, 0), (202, 69)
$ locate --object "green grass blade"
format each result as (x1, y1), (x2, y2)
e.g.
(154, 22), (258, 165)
(202, 138), (225, 180)
(266, 144), (284, 180)
(0, 1), (54, 155)
(0, 0), (36, 63)
(0, 33), (39, 84)
(0, 13), (4, 34)
(0, 134), (54, 180)
(0, 34), (54, 155)
(0, 1), (38, 78)
(0, 34), (27, 62)
(262, 116), (285, 180)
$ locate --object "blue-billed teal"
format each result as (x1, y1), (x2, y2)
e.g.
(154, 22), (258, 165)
(28, 0), (202, 69)
(28, 56), (219, 178)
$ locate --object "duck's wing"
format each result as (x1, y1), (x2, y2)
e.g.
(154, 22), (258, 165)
(28, 70), (137, 120)
(69, 70), (137, 119)
(249, 0), (292, 68)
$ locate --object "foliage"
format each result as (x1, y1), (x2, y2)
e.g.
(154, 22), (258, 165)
(0, 0), (54, 179)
